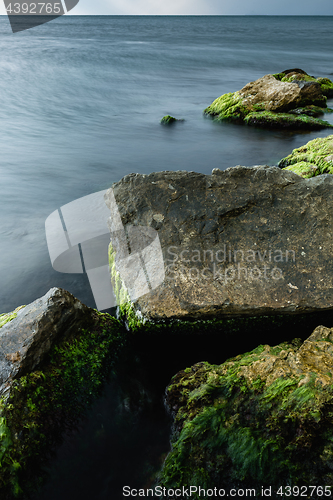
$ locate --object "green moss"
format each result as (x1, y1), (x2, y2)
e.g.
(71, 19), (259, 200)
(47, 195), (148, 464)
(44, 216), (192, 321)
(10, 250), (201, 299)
(272, 72), (285, 81)
(289, 105), (329, 117)
(278, 134), (333, 178)
(316, 77), (333, 98)
(0, 306), (25, 329)
(160, 115), (184, 125)
(108, 242), (143, 331)
(161, 115), (176, 125)
(0, 312), (127, 498)
(159, 340), (333, 493)
(205, 71), (333, 131)
(204, 92), (248, 122)
(274, 72), (333, 98)
(283, 161), (319, 178)
(281, 74), (316, 83)
(244, 110), (333, 130)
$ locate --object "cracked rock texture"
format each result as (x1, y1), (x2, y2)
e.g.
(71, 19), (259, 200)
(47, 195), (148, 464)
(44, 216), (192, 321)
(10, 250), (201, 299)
(105, 166), (333, 322)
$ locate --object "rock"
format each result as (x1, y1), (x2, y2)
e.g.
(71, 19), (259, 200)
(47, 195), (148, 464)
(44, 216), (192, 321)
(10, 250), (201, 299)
(288, 105), (326, 117)
(160, 115), (184, 125)
(274, 69), (333, 98)
(278, 134), (333, 178)
(239, 74), (326, 112)
(0, 287), (95, 395)
(0, 289), (126, 498)
(0, 305), (25, 329)
(159, 326), (333, 493)
(204, 70), (333, 129)
(105, 167), (333, 327)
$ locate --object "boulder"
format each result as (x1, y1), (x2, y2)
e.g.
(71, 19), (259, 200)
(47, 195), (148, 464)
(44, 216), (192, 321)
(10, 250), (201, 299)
(0, 287), (95, 396)
(105, 167), (333, 327)
(0, 288), (125, 499)
(204, 70), (333, 129)
(159, 326), (333, 493)
(278, 134), (333, 178)
(239, 74), (326, 113)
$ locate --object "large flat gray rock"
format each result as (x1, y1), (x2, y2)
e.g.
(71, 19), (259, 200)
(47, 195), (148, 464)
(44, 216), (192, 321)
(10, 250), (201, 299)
(105, 166), (333, 323)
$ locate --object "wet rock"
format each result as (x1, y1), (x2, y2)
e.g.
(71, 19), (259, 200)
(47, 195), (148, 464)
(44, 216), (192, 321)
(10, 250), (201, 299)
(239, 74), (325, 112)
(159, 326), (333, 494)
(0, 289), (125, 499)
(161, 115), (184, 125)
(204, 70), (333, 129)
(161, 115), (176, 124)
(105, 167), (333, 326)
(0, 287), (95, 395)
(278, 134), (333, 178)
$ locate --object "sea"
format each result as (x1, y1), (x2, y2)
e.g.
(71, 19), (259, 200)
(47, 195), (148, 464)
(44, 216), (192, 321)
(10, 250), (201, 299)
(0, 14), (333, 499)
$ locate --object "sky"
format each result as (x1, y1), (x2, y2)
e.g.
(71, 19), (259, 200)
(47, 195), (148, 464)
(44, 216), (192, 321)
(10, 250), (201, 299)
(69, 0), (333, 16)
(1, 0), (333, 16)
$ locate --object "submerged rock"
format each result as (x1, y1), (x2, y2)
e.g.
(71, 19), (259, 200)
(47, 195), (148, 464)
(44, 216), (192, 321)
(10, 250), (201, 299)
(161, 115), (184, 125)
(105, 167), (333, 328)
(278, 134), (333, 178)
(159, 326), (333, 495)
(204, 70), (333, 130)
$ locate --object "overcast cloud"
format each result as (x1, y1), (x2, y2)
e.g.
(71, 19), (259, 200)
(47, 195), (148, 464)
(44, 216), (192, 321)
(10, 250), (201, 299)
(72, 0), (333, 16)
(1, 0), (333, 16)
(0, 0), (332, 27)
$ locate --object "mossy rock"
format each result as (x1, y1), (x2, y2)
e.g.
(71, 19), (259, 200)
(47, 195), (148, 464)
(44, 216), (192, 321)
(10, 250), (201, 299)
(161, 115), (184, 125)
(204, 92), (247, 123)
(204, 70), (333, 130)
(158, 326), (333, 496)
(273, 69), (333, 98)
(0, 309), (127, 499)
(278, 134), (333, 178)
(244, 110), (332, 130)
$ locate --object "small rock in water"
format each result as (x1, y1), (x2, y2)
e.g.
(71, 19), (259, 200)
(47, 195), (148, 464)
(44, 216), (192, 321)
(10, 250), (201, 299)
(160, 115), (184, 125)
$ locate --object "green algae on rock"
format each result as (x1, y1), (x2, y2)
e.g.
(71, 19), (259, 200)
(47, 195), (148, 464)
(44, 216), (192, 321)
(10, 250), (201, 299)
(161, 115), (184, 125)
(0, 289), (127, 499)
(244, 110), (332, 130)
(278, 134), (333, 178)
(0, 306), (25, 329)
(204, 70), (333, 130)
(273, 68), (333, 98)
(159, 326), (333, 496)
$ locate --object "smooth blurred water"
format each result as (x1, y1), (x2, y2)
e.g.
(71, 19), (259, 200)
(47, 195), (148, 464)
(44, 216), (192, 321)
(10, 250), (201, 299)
(1, 14), (333, 500)
(1, 15), (333, 312)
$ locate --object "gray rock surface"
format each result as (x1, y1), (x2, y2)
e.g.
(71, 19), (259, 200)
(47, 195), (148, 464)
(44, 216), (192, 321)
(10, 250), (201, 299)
(105, 166), (333, 322)
(0, 288), (95, 395)
(238, 74), (326, 112)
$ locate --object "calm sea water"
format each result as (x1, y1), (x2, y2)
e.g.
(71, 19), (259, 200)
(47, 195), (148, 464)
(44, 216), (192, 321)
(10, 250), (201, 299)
(1, 15), (333, 499)
(1, 15), (333, 313)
